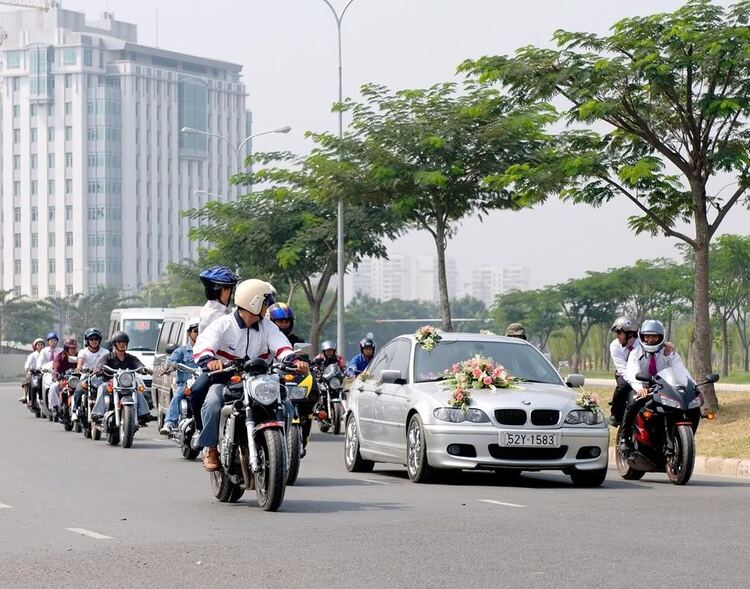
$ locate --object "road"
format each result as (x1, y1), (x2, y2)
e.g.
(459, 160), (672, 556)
(1, 382), (748, 589)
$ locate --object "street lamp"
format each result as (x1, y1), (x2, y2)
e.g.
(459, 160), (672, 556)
(180, 125), (291, 168)
(321, 0), (357, 357)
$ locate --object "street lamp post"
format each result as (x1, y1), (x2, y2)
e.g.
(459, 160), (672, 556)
(180, 125), (291, 170)
(321, 0), (356, 358)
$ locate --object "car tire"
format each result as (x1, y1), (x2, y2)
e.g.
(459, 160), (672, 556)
(570, 467), (607, 488)
(344, 415), (374, 473)
(406, 414), (437, 484)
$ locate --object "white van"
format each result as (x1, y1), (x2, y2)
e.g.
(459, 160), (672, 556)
(107, 307), (168, 376)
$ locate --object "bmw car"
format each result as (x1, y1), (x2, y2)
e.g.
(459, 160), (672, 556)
(343, 333), (609, 486)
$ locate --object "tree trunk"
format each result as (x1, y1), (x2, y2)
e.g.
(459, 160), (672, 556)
(690, 231), (717, 409)
(432, 219), (453, 332)
(720, 315), (730, 377)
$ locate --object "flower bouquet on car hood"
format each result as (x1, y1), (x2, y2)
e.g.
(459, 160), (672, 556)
(414, 325), (442, 351)
(444, 354), (520, 412)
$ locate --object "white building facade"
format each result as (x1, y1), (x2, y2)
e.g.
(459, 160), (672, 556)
(0, 8), (250, 297)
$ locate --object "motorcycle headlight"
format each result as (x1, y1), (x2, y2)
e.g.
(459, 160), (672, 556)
(565, 409), (604, 425)
(117, 372), (134, 388)
(688, 395), (703, 409)
(250, 375), (280, 406)
(657, 395), (682, 409)
(433, 407), (489, 423)
(328, 377), (342, 390)
(67, 376), (80, 389)
(287, 385), (308, 401)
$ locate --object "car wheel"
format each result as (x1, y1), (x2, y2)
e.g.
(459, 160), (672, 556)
(406, 414), (436, 483)
(344, 415), (374, 473)
(570, 467), (607, 488)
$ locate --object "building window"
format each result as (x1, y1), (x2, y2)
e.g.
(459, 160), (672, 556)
(83, 48), (92, 67)
(6, 50), (21, 69)
(65, 126), (72, 141)
(31, 260), (38, 274)
(14, 260), (21, 275)
(49, 259), (56, 273)
(65, 152), (73, 167)
(65, 74), (71, 88)
(13, 129), (20, 143)
(48, 207), (55, 221)
(65, 205), (73, 221)
(13, 155), (20, 170)
(63, 47), (77, 66)
(30, 154), (37, 169)
(48, 180), (55, 195)
(64, 102), (72, 115)
(31, 181), (37, 195)
(13, 207), (21, 222)
(31, 233), (38, 247)
(65, 284), (73, 296)
(66, 258), (74, 273)
(48, 233), (56, 247)
(31, 127), (37, 143)
(14, 234), (21, 248)
(13, 105), (20, 118)
(66, 232), (73, 247)
(30, 104), (37, 117)
(31, 207), (38, 222)
(48, 127), (55, 142)
(65, 179), (72, 194)
(48, 153), (55, 168)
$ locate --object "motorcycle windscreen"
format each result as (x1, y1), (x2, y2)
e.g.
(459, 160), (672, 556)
(322, 364), (343, 380)
(656, 367), (694, 389)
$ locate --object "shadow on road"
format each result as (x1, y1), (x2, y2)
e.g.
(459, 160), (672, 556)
(280, 499), (408, 514)
(293, 477), (383, 487)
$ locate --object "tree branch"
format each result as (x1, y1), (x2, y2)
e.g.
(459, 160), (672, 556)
(709, 183), (748, 237)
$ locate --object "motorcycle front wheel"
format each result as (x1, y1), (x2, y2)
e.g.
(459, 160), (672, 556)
(120, 405), (136, 448)
(210, 449), (244, 503)
(615, 427), (645, 480)
(254, 428), (286, 512)
(286, 424), (303, 486)
(666, 424), (695, 485)
(332, 403), (343, 435)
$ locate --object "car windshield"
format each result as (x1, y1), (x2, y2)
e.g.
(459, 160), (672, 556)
(123, 319), (163, 351)
(414, 340), (563, 385)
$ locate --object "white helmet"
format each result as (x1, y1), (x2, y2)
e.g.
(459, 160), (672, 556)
(610, 316), (639, 334)
(234, 279), (277, 315)
(638, 319), (665, 353)
(187, 317), (200, 332)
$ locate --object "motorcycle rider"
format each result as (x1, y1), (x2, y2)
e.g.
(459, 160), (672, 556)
(72, 328), (109, 418)
(49, 338), (79, 417)
(160, 317), (200, 436)
(608, 317), (640, 427)
(312, 340), (346, 369)
(268, 302), (304, 346)
(90, 331), (152, 425)
(621, 319), (688, 448)
(199, 266), (240, 332)
(346, 336), (376, 377)
(193, 278), (308, 471)
(505, 323), (527, 340)
(20, 338), (45, 404)
(36, 331), (60, 369)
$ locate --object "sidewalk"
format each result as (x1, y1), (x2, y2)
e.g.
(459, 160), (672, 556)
(587, 377), (750, 393)
(607, 447), (750, 480)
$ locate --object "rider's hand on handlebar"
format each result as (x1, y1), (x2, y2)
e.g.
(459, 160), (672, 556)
(637, 387), (649, 398)
(293, 360), (309, 374)
(207, 359), (224, 372)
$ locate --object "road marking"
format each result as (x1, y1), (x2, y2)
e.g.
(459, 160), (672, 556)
(363, 479), (390, 485)
(66, 528), (113, 540)
(0, 503), (12, 509)
(479, 499), (526, 508)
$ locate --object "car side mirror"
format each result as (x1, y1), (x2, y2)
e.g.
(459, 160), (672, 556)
(294, 343), (312, 359)
(165, 344), (178, 355)
(380, 369), (406, 385)
(636, 371), (653, 383)
(565, 374), (585, 388)
(704, 373), (720, 384)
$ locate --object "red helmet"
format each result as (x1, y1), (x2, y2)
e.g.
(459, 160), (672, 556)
(63, 338), (78, 351)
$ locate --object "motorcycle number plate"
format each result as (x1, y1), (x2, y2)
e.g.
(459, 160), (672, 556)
(499, 431), (561, 448)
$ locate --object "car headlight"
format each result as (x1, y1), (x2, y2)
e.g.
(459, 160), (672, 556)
(250, 375), (280, 405)
(688, 395), (703, 409)
(286, 385), (308, 401)
(564, 409), (604, 425)
(328, 377), (342, 390)
(117, 372), (134, 388)
(433, 407), (489, 423)
(657, 395), (682, 409)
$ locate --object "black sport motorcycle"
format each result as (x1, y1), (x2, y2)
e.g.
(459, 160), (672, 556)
(312, 362), (345, 435)
(162, 362), (202, 460)
(615, 368), (719, 485)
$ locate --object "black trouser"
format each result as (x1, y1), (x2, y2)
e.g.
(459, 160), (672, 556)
(189, 372), (211, 431)
(620, 390), (643, 445)
(610, 376), (633, 425)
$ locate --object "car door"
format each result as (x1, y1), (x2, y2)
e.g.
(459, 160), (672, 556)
(356, 342), (395, 456)
(152, 320), (175, 412)
(380, 339), (413, 456)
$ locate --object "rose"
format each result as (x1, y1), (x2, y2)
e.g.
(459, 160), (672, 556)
(472, 368), (482, 379)
(483, 376), (493, 386)
(452, 363), (460, 374)
(455, 392), (464, 402)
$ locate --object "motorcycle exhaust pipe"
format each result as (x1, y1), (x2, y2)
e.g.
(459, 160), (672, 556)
(238, 445), (253, 490)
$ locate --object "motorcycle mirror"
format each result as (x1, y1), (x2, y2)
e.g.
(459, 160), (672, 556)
(165, 344), (178, 355)
(635, 371), (653, 383)
(565, 374), (585, 388)
(704, 373), (720, 384)
(293, 343), (312, 359)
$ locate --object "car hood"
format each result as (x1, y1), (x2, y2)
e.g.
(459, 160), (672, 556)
(414, 381), (579, 411)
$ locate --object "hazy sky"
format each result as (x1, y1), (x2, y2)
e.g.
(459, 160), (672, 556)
(55, 0), (750, 288)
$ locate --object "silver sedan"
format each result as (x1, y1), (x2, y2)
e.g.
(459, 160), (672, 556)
(343, 333), (609, 486)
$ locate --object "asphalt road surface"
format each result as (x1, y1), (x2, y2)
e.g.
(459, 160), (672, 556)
(1, 382), (748, 589)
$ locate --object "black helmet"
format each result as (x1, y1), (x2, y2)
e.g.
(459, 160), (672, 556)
(359, 337), (375, 351)
(111, 331), (129, 345)
(84, 328), (103, 342)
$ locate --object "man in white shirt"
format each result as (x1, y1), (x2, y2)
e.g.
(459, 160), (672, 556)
(198, 266), (240, 332)
(608, 317), (640, 426)
(36, 332), (60, 369)
(20, 338), (45, 404)
(72, 328), (109, 418)
(193, 278), (307, 471)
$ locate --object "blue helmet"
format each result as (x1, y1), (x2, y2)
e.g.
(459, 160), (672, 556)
(200, 266), (240, 301)
(268, 302), (295, 332)
(46, 331), (59, 342)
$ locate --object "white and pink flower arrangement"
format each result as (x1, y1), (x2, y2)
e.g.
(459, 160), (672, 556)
(576, 390), (600, 411)
(443, 354), (520, 412)
(414, 325), (442, 352)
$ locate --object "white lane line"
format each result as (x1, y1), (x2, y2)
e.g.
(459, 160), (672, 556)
(479, 499), (526, 508)
(362, 479), (390, 485)
(0, 503), (12, 509)
(66, 528), (113, 540)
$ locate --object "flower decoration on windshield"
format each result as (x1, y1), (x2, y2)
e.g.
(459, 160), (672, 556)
(415, 325), (442, 352)
(575, 390), (599, 411)
(443, 354), (520, 412)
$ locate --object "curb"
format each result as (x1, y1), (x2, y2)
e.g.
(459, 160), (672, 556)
(608, 447), (750, 480)
(587, 378), (750, 393)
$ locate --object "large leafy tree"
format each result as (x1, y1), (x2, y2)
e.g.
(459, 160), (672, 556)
(326, 82), (554, 331)
(463, 0), (750, 409)
(187, 151), (400, 352)
(491, 288), (563, 352)
(4, 299), (55, 344)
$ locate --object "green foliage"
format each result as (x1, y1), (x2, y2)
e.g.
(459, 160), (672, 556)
(491, 288), (564, 351)
(140, 263), (205, 308)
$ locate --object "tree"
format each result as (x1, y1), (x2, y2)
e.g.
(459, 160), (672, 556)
(491, 288), (563, 351)
(187, 151), (400, 351)
(329, 82), (554, 331)
(462, 0), (750, 409)
(140, 263), (205, 309)
(67, 287), (134, 339)
(4, 298), (55, 343)
(733, 297), (750, 372)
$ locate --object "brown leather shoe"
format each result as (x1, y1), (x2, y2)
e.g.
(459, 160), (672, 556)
(203, 448), (220, 472)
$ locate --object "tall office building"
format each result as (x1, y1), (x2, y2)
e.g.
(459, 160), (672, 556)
(352, 253), (412, 301)
(470, 265), (503, 307)
(0, 7), (250, 298)
(501, 264), (530, 292)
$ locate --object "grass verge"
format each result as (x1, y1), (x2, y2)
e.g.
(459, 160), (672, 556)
(586, 385), (750, 459)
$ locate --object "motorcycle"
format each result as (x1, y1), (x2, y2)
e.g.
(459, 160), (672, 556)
(74, 371), (100, 440)
(40, 363), (55, 421)
(615, 368), (719, 485)
(282, 368), (316, 486)
(27, 368), (43, 418)
(162, 362), (202, 460)
(57, 371), (81, 432)
(98, 365), (149, 449)
(313, 361), (345, 435)
(209, 358), (292, 511)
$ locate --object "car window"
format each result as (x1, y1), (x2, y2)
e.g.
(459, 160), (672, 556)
(169, 321), (184, 347)
(387, 339), (411, 382)
(366, 342), (396, 381)
(156, 321), (173, 354)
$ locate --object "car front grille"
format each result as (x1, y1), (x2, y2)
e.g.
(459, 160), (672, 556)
(494, 409), (527, 425)
(488, 444), (568, 461)
(530, 409), (559, 426)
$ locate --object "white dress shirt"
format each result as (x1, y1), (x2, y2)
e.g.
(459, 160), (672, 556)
(36, 346), (59, 370)
(24, 350), (40, 372)
(625, 347), (689, 391)
(199, 300), (230, 333)
(609, 338), (641, 376)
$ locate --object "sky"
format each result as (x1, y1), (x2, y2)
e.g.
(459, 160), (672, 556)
(54, 0), (750, 288)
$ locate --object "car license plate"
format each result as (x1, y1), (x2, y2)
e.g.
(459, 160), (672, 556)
(499, 431), (561, 448)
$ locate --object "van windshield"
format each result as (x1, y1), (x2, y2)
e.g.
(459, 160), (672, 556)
(123, 319), (163, 352)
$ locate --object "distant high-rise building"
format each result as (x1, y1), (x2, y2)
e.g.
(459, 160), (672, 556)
(1, 7), (250, 297)
(352, 254), (411, 301)
(501, 264), (530, 293)
(470, 265), (503, 307)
